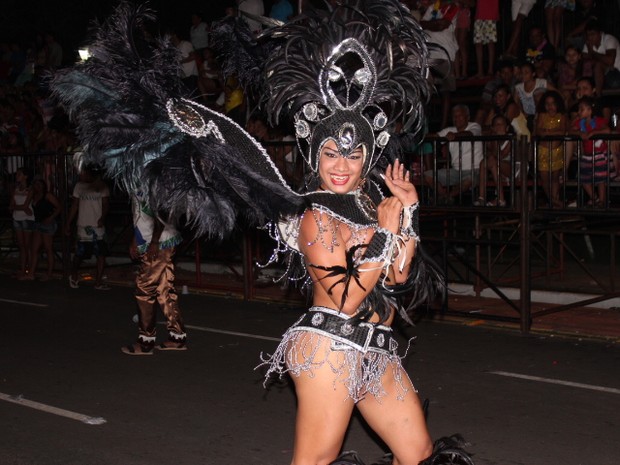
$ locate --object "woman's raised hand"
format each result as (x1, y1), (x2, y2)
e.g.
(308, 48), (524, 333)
(383, 159), (418, 207)
(377, 196), (404, 234)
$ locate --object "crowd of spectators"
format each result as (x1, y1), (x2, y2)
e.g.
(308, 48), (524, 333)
(3, 0), (620, 281)
(413, 0), (620, 208)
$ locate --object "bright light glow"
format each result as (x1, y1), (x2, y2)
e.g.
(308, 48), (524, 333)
(78, 49), (90, 61)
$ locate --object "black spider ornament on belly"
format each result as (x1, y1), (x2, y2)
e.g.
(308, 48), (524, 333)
(308, 243), (370, 311)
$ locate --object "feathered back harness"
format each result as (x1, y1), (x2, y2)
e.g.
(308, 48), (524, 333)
(50, 0), (444, 323)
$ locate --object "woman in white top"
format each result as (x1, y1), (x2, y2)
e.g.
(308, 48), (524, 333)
(514, 62), (556, 131)
(9, 167), (34, 278)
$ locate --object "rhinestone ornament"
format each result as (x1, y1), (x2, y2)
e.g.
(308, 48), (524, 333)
(311, 312), (325, 326)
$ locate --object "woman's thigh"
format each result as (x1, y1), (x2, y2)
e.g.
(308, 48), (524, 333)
(356, 364), (432, 465)
(14, 228), (26, 246)
(290, 364), (356, 465)
(42, 234), (54, 253)
(30, 232), (42, 251)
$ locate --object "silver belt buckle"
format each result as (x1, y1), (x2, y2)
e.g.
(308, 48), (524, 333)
(361, 323), (375, 352)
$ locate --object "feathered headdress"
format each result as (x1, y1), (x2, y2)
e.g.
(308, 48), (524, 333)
(213, 0), (431, 180)
(261, 0), (431, 177)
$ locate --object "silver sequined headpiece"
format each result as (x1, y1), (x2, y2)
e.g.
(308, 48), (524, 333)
(294, 38), (390, 177)
(263, 0), (431, 183)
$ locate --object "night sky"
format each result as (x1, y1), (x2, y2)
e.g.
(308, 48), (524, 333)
(1, 1), (283, 62)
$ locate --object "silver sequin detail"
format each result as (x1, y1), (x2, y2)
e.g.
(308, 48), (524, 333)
(295, 119), (311, 139)
(311, 312), (325, 326)
(328, 66), (343, 82)
(303, 103), (319, 121)
(341, 322), (354, 336)
(373, 112), (388, 129)
(165, 98), (224, 141)
(339, 124), (355, 150)
(353, 68), (371, 85)
(376, 131), (390, 148)
(376, 333), (385, 347)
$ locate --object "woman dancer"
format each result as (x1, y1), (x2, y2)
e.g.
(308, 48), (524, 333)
(51, 2), (473, 463)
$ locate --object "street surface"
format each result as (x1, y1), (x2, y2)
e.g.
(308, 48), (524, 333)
(0, 277), (618, 465)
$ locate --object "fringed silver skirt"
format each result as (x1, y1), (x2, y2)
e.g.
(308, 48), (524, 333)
(259, 306), (414, 403)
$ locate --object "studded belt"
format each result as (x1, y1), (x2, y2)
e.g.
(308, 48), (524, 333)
(289, 306), (398, 355)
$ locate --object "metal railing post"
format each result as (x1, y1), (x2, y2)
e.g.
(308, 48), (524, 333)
(519, 136), (531, 333)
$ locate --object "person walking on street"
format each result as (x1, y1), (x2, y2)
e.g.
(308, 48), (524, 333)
(122, 193), (186, 355)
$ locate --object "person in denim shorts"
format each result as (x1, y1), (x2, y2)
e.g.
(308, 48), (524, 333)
(10, 167), (34, 279)
(27, 178), (60, 280)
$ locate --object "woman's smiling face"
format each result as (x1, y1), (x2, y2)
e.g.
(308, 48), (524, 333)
(318, 139), (364, 194)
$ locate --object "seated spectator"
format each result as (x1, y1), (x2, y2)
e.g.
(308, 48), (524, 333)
(535, 90), (568, 208)
(524, 26), (556, 81)
(475, 60), (518, 125)
(475, 115), (514, 207)
(423, 104), (483, 204)
(483, 84), (530, 140)
(568, 76), (611, 122)
(514, 62), (556, 132)
(566, 0), (603, 51)
(566, 76), (611, 174)
(557, 46), (592, 109)
(582, 21), (620, 97)
(571, 96), (611, 207)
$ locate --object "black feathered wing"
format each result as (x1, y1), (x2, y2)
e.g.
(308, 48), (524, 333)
(145, 100), (304, 237)
(50, 1), (303, 239)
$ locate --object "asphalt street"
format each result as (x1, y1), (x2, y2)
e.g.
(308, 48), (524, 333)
(0, 276), (618, 465)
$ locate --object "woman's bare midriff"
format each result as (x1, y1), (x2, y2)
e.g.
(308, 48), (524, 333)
(308, 221), (396, 326)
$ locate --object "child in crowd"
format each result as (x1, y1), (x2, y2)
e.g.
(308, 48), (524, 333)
(473, 0), (499, 79)
(557, 46), (591, 109)
(475, 114), (514, 207)
(483, 84), (530, 140)
(535, 90), (568, 208)
(569, 76), (611, 123)
(514, 62), (555, 132)
(567, 77), (611, 172)
(572, 96), (610, 207)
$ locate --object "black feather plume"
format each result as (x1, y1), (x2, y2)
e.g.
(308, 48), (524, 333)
(261, 0), (431, 139)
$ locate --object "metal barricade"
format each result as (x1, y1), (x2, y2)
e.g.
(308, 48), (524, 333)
(2, 134), (619, 331)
